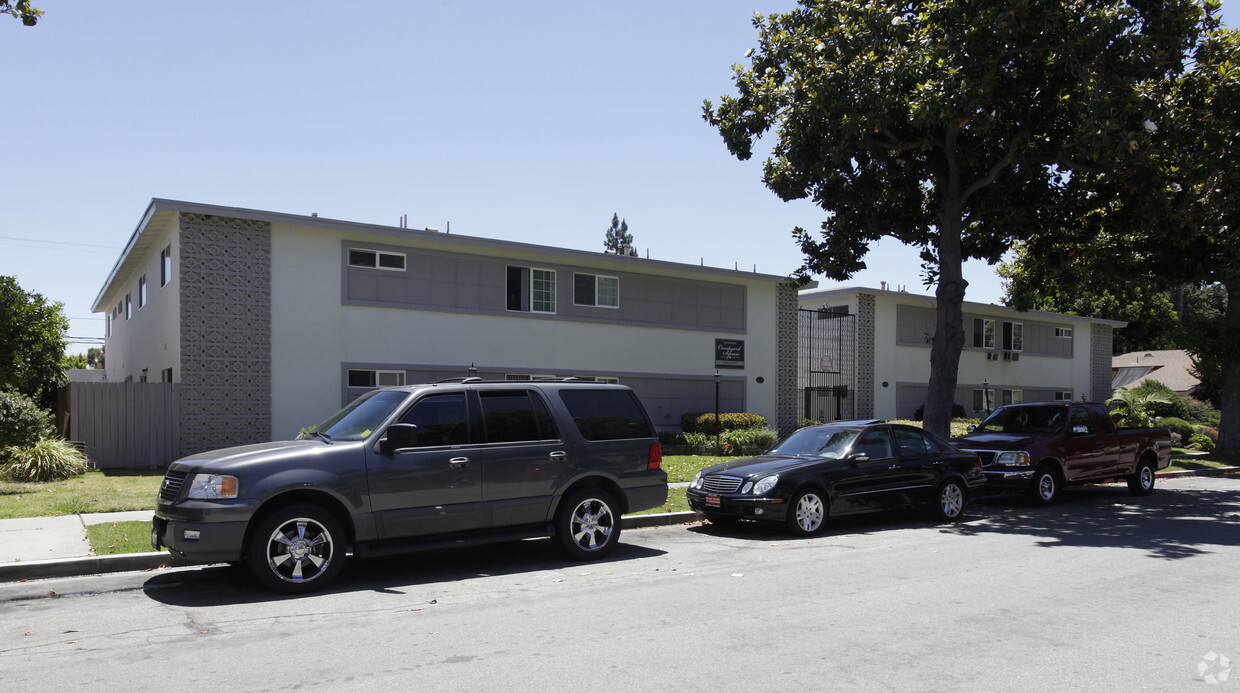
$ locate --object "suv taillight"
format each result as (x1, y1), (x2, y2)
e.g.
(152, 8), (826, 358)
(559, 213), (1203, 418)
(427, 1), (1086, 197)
(648, 442), (663, 470)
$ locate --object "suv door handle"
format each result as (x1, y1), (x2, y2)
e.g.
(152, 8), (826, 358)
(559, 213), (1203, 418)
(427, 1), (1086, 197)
(449, 457), (471, 468)
(549, 451), (567, 461)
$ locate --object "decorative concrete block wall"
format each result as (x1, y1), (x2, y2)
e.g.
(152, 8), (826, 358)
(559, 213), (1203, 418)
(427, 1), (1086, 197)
(855, 293), (876, 418)
(776, 284), (799, 436)
(178, 213), (273, 455)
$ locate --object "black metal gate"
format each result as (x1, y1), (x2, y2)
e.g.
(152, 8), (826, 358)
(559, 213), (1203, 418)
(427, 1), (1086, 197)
(798, 307), (856, 424)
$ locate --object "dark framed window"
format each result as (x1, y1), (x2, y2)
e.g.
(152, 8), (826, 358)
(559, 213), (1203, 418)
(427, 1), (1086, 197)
(558, 389), (654, 441)
(348, 248), (406, 271)
(1002, 321), (1024, 351)
(573, 273), (619, 308)
(138, 275), (147, 308)
(972, 318), (995, 349)
(347, 369), (406, 388)
(160, 245), (172, 287)
(398, 394), (469, 447)
(506, 266), (555, 313)
(480, 390), (558, 443)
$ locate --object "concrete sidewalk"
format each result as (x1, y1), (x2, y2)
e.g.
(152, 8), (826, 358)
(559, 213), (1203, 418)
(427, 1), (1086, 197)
(0, 511), (169, 582)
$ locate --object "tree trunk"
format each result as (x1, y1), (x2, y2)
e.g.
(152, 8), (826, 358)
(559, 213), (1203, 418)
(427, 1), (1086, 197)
(924, 214), (968, 438)
(1217, 280), (1238, 455)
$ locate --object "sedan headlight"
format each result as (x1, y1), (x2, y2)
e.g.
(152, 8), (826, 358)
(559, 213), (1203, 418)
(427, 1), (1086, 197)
(690, 471), (703, 490)
(992, 451), (1031, 467)
(186, 474), (239, 499)
(752, 475), (779, 495)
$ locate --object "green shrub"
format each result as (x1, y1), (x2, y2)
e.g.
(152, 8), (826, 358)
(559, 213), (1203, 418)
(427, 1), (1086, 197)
(1, 437), (89, 482)
(1188, 433), (1215, 452)
(800, 418), (822, 428)
(1199, 427), (1219, 444)
(1157, 417), (1195, 440)
(720, 427), (778, 455)
(1184, 398), (1221, 426)
(0, 389), (53, 452)
(1132, 380), (1189, 420)
(685, 412), (769, 435)
(679, 432), (710, 454)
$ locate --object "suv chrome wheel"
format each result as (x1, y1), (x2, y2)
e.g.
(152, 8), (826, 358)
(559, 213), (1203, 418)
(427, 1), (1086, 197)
(555, 488), (621, 560)
(248, 504), (345, 593)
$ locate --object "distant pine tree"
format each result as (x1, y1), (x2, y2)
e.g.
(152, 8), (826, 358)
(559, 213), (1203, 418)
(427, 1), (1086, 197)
(604, 213), (635, 256)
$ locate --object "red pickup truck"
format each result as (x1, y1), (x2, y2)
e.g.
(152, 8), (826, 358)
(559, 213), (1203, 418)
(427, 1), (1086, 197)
(953, 402), (1172, 505)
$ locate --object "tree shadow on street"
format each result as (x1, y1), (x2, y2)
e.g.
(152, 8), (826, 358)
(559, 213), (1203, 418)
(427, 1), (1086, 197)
(945, 482), (1240, 560)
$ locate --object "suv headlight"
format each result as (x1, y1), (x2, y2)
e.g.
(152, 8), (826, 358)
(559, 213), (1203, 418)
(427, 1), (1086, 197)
(992, 451), (1031, 467)
(690, 471), (703, 490)
(186, 474), (239, 499)
(752, 475), (779, 495)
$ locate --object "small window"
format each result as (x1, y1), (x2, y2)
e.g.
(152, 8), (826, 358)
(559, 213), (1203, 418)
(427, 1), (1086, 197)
(558, 389), (654, 441)
(1055, 391), (1073, 401)
(398, 394), (469, 447)
(1055, 327), (1073, 338)
(106, 312), (111, 337)
(1002, 389), (1023, 406)
(973, 318), (995, 349)
(348, 248), (406, 271)
(138, 275), (147, 308)
(160, 245), (172, 287)
(161, 368), (173, 383)
(973, 388), (997, 412)
(574, 273), (619, 308)
(347, 369), (406, 388)
(125, 293), (132, 320)
(506, 266), (556, 313)
(1002, 321), (1024, 351)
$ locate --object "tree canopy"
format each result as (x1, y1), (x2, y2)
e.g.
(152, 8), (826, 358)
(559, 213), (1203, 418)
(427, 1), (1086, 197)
(0, 276), (69, 410)
(705, 0), (1208, 435)
(1001, 22), (1237, 452)
(604, 213), (635, 256)
(2, 1), (42, 25)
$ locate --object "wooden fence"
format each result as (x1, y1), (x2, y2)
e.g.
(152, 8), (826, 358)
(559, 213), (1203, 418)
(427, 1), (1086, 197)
(60, 382), (181, 469)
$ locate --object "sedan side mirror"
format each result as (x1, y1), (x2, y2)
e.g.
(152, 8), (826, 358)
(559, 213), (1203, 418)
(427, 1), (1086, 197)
(966, 424), (977, 433)
(378, 423), (419, 454)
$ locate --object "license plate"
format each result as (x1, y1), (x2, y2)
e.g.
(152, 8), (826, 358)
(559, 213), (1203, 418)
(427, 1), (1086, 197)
(706, 494), (721, 508)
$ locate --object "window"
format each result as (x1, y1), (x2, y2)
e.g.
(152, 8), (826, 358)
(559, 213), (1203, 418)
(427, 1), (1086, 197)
(1055, 327), (1073, 338)
(893, 428), (930, 456)
(1002, 321), (1023, 351)
(1002, 389), (1023, 406)
(347, 248), (406, 271)
(138, 275), (147, 308)
(1055, 391), (1073, 401)
(398, 394), (469, 447)
(973, 388), (997, 412)
(347, 369), (406, 388)
(125, 293), (132, 320)
(160, 245), (172, 287)
(106, 312), (111, 337)
(161, 368), (173, 383)
(506, 266), (556, 313)
(1069, 406), (1095, 435)
(480, 390), (558, 443)
(573, 273), (619, 308)
(558, 389), (654, 441)
(972, 318), (995, 349)
(851, 429), (893, 459)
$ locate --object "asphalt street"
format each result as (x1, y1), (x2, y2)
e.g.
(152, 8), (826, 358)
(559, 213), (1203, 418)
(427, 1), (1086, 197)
(2, 475), (1239, 691)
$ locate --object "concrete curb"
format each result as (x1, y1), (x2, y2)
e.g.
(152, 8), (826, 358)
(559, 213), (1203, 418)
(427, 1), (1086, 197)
(0, 511), (704, 585)
(1157, 466), (1240, 479)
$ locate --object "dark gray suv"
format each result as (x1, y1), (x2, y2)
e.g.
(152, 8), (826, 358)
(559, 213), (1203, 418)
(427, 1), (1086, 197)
(152, 379), (667, 592)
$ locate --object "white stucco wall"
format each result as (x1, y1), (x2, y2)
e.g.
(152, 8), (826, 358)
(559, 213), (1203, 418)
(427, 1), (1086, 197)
(101, 218), (180, 383)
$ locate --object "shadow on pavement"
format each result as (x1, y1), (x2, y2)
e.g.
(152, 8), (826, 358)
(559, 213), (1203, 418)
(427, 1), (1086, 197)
(946, 483), (1240, 560)
(141, 536), (666, 607)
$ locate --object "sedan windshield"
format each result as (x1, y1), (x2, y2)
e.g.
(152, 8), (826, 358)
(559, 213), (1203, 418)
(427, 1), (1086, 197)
(767, 427), (860, 459)
(303, 390), (410, 442)
(976, 406), (1066, 435)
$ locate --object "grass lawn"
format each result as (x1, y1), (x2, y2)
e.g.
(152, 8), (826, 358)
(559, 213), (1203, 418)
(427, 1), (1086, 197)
(662, 454), (728, 483)
(628, 487), (690, 516)
(1166, 452), (1240, 473)
(0, 469), (163, 519)
(86, 520), (157, 555)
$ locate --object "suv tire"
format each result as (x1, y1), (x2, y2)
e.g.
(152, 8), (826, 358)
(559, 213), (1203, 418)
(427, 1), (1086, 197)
(554, 488), (621, 560)
(248, 504), (346, 593)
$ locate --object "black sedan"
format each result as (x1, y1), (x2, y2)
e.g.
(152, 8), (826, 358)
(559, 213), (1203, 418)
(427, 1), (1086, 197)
(686, 421), (985, 535)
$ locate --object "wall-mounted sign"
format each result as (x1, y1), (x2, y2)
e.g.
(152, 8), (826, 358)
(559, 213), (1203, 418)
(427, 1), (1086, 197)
(715, 338), (744, 369)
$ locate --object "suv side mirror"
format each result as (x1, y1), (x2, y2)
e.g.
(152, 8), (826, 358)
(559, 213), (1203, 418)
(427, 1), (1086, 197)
(966, 424), (977, 433)
(378, 423), (419, 454)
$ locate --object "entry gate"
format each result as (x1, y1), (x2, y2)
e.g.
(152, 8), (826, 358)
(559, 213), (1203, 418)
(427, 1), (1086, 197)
(798, 308), (855, 424)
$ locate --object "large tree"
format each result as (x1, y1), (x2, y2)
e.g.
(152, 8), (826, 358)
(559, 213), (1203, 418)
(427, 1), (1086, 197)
(0, 276), (69, 410)
(1003, 24), (1238, 452)
(704, 0), (1206, 436)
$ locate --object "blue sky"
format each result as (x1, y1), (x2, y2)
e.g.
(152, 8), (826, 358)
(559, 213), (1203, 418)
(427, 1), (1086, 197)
(2, 1), (1233, 353)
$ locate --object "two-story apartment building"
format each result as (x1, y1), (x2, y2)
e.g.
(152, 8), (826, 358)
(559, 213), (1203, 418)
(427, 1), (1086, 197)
(799, 286), (1126, 421)
(92, 199), (803, 458)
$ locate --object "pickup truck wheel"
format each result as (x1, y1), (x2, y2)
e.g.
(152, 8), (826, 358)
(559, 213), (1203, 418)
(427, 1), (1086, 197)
(247, 504), (345, 593)
(934, 480), (966, 521)
(1128, 460), (1156, 496)
(1028, 464), (1060, 506)
(785, 488), (826, 536)
(554, 488), (621, 560)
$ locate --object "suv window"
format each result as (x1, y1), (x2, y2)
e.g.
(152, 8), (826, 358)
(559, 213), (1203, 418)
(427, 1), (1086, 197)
(480, 390), (558, 443)
(398, 393), (469, 447)
(558, 389), (654, 441)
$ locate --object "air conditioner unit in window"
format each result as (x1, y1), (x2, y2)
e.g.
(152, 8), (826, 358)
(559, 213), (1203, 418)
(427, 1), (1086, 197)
(1002, 352), (1013, 361)
(1011, 353), (1020, 362)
